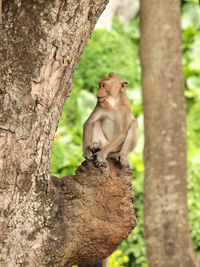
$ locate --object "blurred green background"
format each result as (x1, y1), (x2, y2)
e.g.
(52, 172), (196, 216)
(51, 2), (200, 266)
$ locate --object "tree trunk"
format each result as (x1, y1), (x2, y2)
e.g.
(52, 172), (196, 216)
(140, 0), (199, 266)
(0, 1), (137, 266)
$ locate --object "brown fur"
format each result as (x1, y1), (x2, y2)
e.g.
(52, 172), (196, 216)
(83, 73), (138, 168)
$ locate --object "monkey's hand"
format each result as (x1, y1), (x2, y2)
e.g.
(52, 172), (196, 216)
(88, 142), (101, 153)
(108, 153), (129, 167)
(94, 151), (108, 168)
(83, 143), (102, 161)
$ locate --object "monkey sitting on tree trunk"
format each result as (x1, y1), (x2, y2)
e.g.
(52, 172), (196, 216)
(83, 72), (138, 168)
(82, 73), (138, 267)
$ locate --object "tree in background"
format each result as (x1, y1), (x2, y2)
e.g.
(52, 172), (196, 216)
(140, 0), (199, 266)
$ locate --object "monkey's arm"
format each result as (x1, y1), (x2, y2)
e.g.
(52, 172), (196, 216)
(83, 106), (102, 155)
(121, 118), (138, 153)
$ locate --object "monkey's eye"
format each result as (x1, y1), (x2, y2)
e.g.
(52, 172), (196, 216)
(101, 83), (105, 88)
(121, 82), (128, 88)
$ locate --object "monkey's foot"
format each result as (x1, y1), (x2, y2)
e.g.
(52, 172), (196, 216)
(108, 153), (129, 167)
(119, 154), (129, 167)
(89, 142), (102, 153)
(94, 152), (108, 168)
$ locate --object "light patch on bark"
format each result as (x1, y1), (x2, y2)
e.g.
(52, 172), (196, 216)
(31, 44), (66, 108)
(0, 158), (3, 169)
(168, 161), (177, 166)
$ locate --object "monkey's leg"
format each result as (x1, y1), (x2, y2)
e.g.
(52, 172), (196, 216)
(109, 120), (138, 166)
(95, 127), (126, 167)
(92, 121), (111, 167)
(121, 120), (138, 153)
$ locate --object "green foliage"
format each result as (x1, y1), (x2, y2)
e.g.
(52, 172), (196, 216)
(183, 0), (199, 5)
(51, 3), (200, 265)
(72, 17), (140, 95)
(188, 162), (200, 260)
(51, 89), (96, 176)
(110, 250), (129, 267)
(51, 17), (141, 177)
(182, 2), (200, 261)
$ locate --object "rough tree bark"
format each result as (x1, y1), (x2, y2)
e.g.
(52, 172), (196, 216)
(0, 1), (137, 266)
(140, 0), (200, 266)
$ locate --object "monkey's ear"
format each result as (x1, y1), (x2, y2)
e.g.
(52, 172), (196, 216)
(120, 81), (128, 92)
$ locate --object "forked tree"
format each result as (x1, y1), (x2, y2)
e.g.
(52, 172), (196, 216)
(0, 1), (137, 266)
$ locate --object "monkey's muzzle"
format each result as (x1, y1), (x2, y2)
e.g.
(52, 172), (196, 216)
(98, 96), (106, 103)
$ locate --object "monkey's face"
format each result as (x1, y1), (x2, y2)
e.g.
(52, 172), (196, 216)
(97, 73), (128, 106)
(97, 82), (109, 103)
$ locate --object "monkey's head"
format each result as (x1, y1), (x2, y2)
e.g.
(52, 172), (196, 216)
(97, 73), (128, 106)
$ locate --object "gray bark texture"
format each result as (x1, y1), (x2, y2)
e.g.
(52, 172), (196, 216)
(0, 1), (137, 266)
(140, 0), (200, 266)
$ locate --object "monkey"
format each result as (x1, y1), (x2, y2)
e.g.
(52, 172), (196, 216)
(83, 72), (138, 168)
(83, 73), (137, 267)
